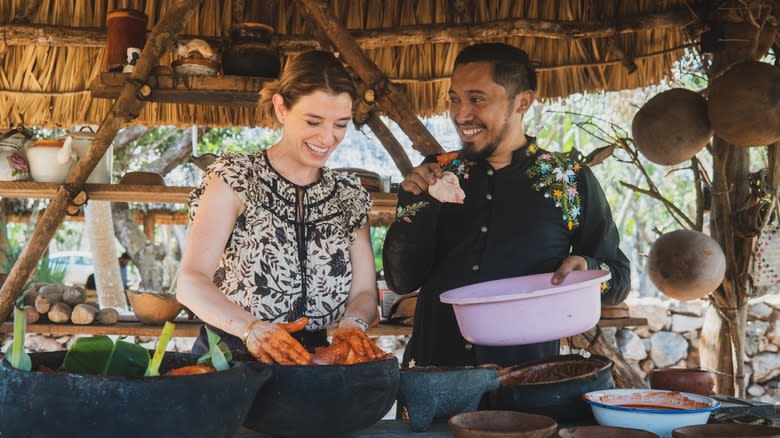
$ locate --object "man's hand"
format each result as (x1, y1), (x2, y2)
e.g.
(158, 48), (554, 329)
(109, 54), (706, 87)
(400, 163), (443, 195)
(551, 255), (588, 285)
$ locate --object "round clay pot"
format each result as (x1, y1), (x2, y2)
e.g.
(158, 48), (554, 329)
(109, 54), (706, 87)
(223, 23), (280, 77)
(449, 411), (557, 438)
(106, 9), (148, 72)
(649, 368), (715, 396)
(647, 229), (726, 301)
(126, 290), (183, 325)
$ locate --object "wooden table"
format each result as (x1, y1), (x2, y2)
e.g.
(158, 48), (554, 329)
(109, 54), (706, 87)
(0, 317), (647, 338)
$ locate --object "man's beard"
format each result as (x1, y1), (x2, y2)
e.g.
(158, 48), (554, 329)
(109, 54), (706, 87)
(459, 104), (513, 162)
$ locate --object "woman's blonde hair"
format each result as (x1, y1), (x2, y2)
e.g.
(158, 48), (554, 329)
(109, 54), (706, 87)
(258, 50), (357, 128)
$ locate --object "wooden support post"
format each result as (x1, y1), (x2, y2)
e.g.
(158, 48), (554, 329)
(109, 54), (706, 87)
(0, 0), (204, 323)
(572, 327), (648, 389)
(293, 0), (444, 158)
(143, 212), (156, 241)
(768, 142), (780, 190)
(365, 113), (414, 176)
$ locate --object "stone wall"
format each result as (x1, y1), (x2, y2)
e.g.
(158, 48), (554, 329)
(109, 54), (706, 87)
(621, 295), (780, 403)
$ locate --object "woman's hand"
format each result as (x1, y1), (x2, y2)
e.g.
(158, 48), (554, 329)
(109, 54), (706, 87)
(331, 326), (386, 361)
(244, 318), (312, 365)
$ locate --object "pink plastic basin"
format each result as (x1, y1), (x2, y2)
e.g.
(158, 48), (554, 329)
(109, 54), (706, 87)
(440, 270), (610, 346)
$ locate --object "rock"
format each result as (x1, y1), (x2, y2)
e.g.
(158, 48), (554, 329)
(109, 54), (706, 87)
(617, 329), (648, 361)
(747, 320), (770, 337)
(747, 384), (766, 396)
(767, 312), (780, 346)
(748, 301), (774, 320)
(25, 334), (66, 352)
(751, 352), (780, 382)
(745, 335), (761, 356)
(669, 300), (705, 316)
(650, 331), (689, 367)
(634, 327), (652, 338)
(639, 358), (655, 374)
(628, 297), (670, 331)
(763, 294), (780, 310)
(671, 314), (704, 332)
(686, 348), (700, 369)
(766, 343), (778, 353)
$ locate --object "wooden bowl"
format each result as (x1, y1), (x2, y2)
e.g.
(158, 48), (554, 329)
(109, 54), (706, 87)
(649, 368), (715, 396)
(557, 425), (659, 437)
(448, 411), (557, 438)
(126, 290), (182, 325)
(673, 424), (780, 438)
(120, 171), (165, 186)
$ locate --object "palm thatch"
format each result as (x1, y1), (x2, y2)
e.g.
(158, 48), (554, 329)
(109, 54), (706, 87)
(0, 0), (703, 128)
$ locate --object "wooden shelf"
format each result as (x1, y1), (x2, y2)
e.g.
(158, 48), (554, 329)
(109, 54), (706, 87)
(90, 72), (269, 107)
(0, 181), (398, 216)
(0, 317), (645, 339)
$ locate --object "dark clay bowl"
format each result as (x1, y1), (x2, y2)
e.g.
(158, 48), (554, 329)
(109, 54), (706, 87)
(0, 351), (270, 438)
(492, 354), (615, 422)
(649, 368), (715, 396)
(449, 410), (557, 438)
(672, 424), (780, 437)
(242, 357), (399, 438)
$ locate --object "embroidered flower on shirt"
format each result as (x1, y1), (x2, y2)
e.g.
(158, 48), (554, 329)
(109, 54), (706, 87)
(599, 262), (612, 295)
(396, 201), (430, 223)
(527, 144), (583, 231)
(437, 151), (475, 180)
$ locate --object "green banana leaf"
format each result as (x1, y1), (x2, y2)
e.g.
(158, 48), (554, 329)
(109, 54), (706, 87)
(60, 336), (150, 377)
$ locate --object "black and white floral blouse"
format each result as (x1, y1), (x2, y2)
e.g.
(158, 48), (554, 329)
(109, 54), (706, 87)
(188, 151), (372, 331)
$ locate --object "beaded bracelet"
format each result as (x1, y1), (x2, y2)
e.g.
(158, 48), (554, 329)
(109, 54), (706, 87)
(340, 315), (369, 332)
(242, 319), (263, 344)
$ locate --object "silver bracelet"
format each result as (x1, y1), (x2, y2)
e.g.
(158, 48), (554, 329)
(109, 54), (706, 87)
(341, 315), (369, 331)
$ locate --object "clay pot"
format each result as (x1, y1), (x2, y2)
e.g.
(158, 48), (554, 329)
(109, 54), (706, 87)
(120, 171), (165, 185)
(448, 411), (557, 438)
(708, 61), (780, 147)
(126, 290), (183, 325)
(649, 368), (715, 396)
(673, 423), (780, 437)
(222, 23), (281, 78)
(105, 9), (148, 72)
(557, 425), (659, 437)
(632, 89), (712, 165)
(647, 230), (726, 301)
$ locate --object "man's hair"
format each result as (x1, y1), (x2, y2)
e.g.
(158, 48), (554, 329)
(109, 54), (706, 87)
(454, 43), (537, 99)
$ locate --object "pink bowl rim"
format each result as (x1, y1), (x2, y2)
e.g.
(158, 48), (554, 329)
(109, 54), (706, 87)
(440, 270), (610, 305)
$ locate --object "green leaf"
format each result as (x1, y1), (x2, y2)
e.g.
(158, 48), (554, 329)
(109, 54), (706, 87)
(60, 336), (149, 377)
(196, 326), (231, 371)
(145, 321), (176, 377)
(5, 306), (31, 371)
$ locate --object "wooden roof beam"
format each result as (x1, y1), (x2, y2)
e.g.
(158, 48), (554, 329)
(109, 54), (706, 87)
(0, 8), (699, 51)
(0, 0), (204, 323)
(294, 0), (444, 158)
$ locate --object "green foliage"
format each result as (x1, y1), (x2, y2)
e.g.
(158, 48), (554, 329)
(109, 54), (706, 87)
(197, 326), (231, 371)
(1, 223), (67, 285)
(145, 321), (176, 377)
(5, 305), (32, 371)
(60, 336), (150, 377)
(370, 226), (388, 273)
(198, 128), (279, 155)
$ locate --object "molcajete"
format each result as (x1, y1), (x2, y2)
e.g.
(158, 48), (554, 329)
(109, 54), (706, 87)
(0, 351), (270, 438)
(491, 354), (615, 422)
(242, 357), (399, 438)
(398, 366), (500, 432)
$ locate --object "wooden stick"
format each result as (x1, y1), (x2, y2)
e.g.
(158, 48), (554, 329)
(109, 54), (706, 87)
(364, 113), (414, 176)
(0, 0), (204, 324)
(0, 8), (698, 50)
(294, 0), (444, 157)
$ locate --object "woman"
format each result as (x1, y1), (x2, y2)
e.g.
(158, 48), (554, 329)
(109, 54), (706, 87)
(177, 51), (380, 365)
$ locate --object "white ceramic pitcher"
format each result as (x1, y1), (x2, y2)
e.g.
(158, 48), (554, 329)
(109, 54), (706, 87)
(26, 138), (78, 183)
(67, 127), (112, 184)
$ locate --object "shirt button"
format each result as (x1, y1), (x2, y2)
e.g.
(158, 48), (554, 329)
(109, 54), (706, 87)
(480, 226), (488, 233)
(485, 194), (493, 200)
(472, 264), (480, 271)
(465, 343), (473, 351)
(486, 169), (494, 176)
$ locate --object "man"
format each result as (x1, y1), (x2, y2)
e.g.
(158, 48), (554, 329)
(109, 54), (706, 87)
(382, 43), (630, 368)
(119, 252), (131, 290)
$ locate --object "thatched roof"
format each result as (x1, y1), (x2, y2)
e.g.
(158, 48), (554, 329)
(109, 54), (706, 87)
(0, 0), (704, 128)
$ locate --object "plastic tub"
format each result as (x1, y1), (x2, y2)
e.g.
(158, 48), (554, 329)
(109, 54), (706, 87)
(440, 270), (610, 346)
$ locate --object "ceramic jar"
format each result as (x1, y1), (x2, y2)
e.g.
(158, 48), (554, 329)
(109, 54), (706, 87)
(0, 129), (32, 181)
(649, 368), (715, 396)
(105, 9), (148, 72)
(26, 139), (78, 183)
(222, 23), (280, 77)
(67, 129), (112, 184)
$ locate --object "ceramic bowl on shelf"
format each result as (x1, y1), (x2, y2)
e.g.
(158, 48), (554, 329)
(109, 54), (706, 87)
(440, 270), (609, 346)
(125, 290), (183, 325)
(583, 389), (720, 438)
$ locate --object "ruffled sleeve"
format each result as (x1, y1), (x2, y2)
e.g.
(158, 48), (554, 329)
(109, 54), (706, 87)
(188, 153), (251, 221)
(335, 172), (372, 244)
